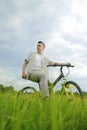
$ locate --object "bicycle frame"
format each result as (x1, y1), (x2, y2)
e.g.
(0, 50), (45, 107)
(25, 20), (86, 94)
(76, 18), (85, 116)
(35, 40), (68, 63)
(48, 65), (76, 98)
(48, 65), (66, 87)
(53, 66), (64, 86)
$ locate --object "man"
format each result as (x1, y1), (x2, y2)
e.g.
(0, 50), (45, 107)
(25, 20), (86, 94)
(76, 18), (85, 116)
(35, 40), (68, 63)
(22, 41), (70, 98)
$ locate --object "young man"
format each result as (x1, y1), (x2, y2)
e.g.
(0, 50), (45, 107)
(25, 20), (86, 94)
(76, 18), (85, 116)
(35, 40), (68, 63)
(22, 41), (70, 98)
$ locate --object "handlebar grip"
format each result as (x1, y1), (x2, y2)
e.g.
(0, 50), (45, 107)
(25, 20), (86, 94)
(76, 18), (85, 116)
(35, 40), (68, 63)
(66, 64), (74, 67)
(70, 65), (75, 67)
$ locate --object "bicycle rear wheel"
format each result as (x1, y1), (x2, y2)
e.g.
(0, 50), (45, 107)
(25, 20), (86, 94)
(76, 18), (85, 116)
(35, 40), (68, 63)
(20, 86), (37, 94)
(65, 81), (83, 99)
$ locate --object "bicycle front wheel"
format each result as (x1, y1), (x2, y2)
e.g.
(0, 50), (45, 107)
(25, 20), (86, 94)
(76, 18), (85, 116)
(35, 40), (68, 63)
(65, 81), (83, 99)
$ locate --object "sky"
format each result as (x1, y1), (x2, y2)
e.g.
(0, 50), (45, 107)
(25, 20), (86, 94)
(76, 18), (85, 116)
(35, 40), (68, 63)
(0, 0), (87, 91)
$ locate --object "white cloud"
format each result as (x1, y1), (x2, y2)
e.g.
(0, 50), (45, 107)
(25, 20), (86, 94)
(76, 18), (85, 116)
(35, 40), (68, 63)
(46, 31), (86, 56)
(0, 66), (19, 81)
(72, 0), (87, 20)
(61, 16), (86, 36)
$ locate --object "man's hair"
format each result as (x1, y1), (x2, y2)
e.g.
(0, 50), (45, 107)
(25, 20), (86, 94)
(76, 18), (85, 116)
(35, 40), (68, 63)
(38, 41), (46, 47)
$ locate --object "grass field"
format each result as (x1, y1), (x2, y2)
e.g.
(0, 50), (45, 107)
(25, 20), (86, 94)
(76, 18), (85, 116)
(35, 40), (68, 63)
(0, 84), (87, 130)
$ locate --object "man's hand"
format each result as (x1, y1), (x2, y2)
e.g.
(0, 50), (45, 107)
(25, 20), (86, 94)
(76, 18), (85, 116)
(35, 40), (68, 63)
(22, 72), (27, 79)
(54, 62), (71, 66)
(66, 63), (71, 66)
(66, 63), (74, 67)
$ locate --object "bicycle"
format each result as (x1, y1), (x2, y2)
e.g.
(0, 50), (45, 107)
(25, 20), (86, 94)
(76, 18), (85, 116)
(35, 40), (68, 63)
(20, 64), (83, 99)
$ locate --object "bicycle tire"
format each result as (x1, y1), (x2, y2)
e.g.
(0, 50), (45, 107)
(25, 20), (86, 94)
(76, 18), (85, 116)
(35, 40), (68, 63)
(65, 81), (83, 99)
(20, 86), (37, 94)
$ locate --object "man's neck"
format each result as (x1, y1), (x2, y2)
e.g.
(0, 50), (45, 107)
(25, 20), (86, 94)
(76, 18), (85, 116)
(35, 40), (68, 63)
(37, 51), (43, 55)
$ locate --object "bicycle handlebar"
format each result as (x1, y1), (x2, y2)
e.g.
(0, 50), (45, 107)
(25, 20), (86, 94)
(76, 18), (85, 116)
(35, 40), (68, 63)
(47, 63), (74, 78)
(47, 64), (74, 68)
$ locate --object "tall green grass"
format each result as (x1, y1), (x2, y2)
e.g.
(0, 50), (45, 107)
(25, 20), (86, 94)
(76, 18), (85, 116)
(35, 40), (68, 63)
(0, 88), (87, 130)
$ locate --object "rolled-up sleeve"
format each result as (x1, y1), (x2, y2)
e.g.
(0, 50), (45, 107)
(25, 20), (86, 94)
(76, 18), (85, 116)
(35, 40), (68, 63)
(25, 52), (32, 63)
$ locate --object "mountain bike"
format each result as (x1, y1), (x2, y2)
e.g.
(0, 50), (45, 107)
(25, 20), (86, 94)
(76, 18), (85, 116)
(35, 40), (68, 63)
(20, 64), (83, 99)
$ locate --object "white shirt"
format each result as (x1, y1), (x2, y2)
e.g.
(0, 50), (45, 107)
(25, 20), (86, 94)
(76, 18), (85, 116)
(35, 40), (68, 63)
(32, 53), (43, 70)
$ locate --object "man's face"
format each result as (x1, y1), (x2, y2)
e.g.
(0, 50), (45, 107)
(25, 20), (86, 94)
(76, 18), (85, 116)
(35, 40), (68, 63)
(37, 43), (45, 52)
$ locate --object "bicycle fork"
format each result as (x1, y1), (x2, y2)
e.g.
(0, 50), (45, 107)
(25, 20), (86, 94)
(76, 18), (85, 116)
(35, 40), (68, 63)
(62, 81), (75, 99)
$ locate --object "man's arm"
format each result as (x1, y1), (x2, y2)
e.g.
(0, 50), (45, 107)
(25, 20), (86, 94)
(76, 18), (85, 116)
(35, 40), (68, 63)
(22, 60), (28, 79)
(49, 61), (70, 66)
